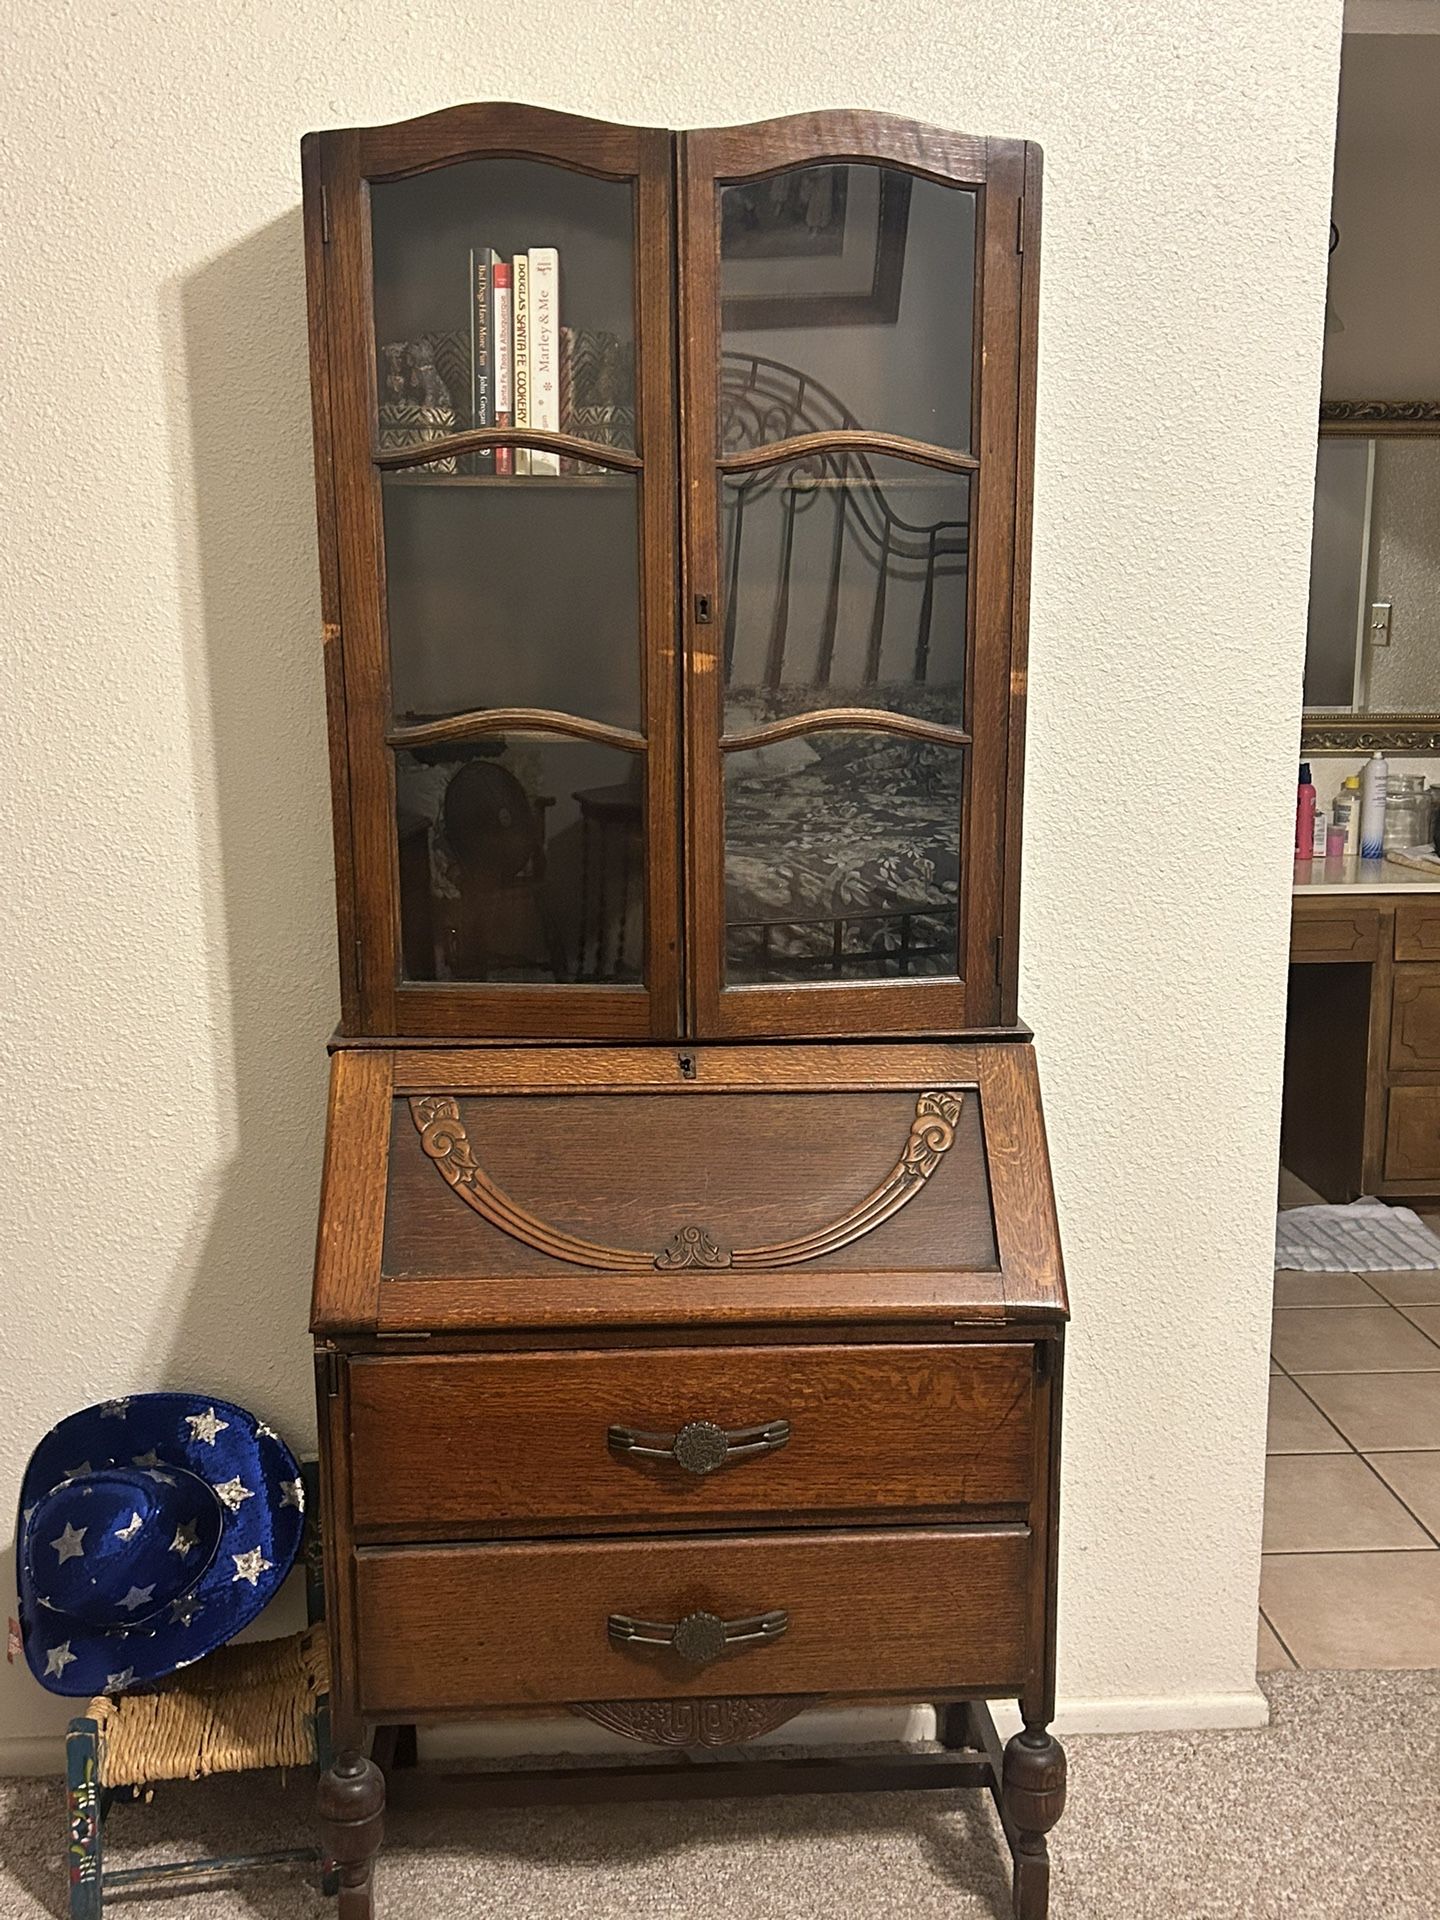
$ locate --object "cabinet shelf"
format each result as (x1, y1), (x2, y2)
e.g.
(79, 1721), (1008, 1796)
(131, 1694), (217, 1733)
(385, 471), (632, 489)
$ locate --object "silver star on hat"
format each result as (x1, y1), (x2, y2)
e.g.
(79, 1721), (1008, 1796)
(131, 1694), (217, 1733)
(51, 1522), (87, 1564)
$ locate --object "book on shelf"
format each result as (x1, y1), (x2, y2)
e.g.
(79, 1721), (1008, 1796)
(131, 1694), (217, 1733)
(527, 246), (560, 475)
(512, 252), (531, 476)
(492, 258), (513, 476)
(467, 246), (496, 474)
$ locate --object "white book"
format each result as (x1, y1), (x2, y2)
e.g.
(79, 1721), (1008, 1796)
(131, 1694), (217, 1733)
(527, 245), (560, 475)
(512, 252), (531, 475)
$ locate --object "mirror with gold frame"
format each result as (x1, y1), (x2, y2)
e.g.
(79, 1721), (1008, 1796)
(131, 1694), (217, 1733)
(1301, 402), (1440, 753)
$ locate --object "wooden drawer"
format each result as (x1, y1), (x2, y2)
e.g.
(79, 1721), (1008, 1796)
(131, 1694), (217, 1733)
(347, 1344), (1036, 1538)
(1385, 1086), (1440, 1182)
(1396, 901), (1440, 963)
(354, 1527), (1030, 1712)
(1291, 904), (1381, 963)
(1390, 966), (1440, 1071)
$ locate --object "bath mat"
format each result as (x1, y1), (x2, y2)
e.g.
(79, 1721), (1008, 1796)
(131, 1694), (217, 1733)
(1275, 1198), (1440, 1272)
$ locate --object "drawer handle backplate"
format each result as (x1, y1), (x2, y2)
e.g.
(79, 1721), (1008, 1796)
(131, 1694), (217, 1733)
(607, 1417), (791, 1476)
(608, 1608), (789, 1667)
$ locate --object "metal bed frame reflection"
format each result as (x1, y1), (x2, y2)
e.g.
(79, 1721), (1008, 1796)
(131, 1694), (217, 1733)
(719, 352), (967, 979)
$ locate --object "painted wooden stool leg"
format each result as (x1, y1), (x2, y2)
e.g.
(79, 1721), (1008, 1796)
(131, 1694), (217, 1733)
(1002, 1727), (1066, 1920)
(317, 1750), (385, 1920)
(65, 1719), (103, 1920)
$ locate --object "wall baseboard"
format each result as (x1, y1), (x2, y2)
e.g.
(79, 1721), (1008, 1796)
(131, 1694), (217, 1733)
(0, 1688), (1270, 1779)
(0, 1736), (69, 1780)
(1051, 1687), (1271, 1735)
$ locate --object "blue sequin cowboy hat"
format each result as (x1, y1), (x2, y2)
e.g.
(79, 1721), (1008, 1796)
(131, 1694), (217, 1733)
(15, 1394), (305, 1697)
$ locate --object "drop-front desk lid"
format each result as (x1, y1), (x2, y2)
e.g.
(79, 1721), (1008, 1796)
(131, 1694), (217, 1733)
(313, 1043), (1067, 1337)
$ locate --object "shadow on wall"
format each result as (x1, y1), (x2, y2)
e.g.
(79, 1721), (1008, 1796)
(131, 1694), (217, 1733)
(155, 206), (336, 1445)
(0, 203), (332, 1802)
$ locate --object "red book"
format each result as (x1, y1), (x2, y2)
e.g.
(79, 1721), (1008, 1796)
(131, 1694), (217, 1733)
(492, 259), (513, 476)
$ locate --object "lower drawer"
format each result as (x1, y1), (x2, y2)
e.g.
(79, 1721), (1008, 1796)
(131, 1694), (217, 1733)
(354, 1527), (1031, 1713)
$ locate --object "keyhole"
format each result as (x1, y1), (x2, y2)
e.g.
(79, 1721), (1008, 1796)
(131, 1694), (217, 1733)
(678, 1053), (697, 1080)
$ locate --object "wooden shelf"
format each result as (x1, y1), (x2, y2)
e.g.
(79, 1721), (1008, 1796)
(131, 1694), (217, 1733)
(386, 472), (632, 489)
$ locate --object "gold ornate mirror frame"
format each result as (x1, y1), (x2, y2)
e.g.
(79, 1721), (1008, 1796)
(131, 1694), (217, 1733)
(1302, 401), (1440, 754)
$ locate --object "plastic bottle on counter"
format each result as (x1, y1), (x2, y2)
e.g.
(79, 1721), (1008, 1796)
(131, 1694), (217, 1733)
(1296, 763), (1317, 860)
(1312, 805), (1329, 858)
(1360, 750), (1389, 860)
(1327, 822), (1346, 858)
(1333, 774), (1362, 857)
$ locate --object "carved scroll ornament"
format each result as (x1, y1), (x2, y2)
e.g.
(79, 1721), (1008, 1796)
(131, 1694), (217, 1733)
(409, 1089), (963, 1272)
(572, 1696), (813, 1748)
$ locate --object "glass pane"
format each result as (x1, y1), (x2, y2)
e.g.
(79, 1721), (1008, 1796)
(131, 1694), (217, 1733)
(396, 742), (644, 985)
(372, 160), (635, 455)
(724, 730), (961, 984)
(721, 455), (969, 731)
(383, 454), (640, 729)
(720, 168), (974, 451)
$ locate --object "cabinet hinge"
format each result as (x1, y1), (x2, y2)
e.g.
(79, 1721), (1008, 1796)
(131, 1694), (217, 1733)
(319, 1348), (341, 1398)
(993, 935), (1004, 986)
(1034, 1340), (1055, 1383)
(320, 184), (331, 245)
(1016, 196), (1024, 254)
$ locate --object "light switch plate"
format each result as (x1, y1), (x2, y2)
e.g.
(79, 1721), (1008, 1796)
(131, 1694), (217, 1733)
(1370, 601), (1393, 646)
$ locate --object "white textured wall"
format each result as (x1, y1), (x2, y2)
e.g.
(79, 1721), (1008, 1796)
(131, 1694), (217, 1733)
(0, 0), (1341, 1761)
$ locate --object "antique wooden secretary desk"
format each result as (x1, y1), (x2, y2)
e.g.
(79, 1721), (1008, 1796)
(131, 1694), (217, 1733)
(302, 103), (1066, 1918)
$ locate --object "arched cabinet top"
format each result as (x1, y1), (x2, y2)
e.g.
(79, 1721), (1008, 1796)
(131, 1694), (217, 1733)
(301, 103), (1041, 1042)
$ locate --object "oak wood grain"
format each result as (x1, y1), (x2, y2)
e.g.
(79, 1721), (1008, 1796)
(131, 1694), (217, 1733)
(374, 426), (642, 472)
(380, 1088), (996, 1278)
(312, 1049), (392, 1334)
(718, 430), (979, 476)
(386, 709), (646, 754)
(354, 1526), (1030, 1711)
(390, 1040), (986, 1092)
(347, 1342), (1034, 1537)
(721, 708), (971, 751)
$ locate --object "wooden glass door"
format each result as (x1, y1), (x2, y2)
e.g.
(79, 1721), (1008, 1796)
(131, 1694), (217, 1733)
(678, 114), (1036, 1038)
(311, 106), (679, 1037)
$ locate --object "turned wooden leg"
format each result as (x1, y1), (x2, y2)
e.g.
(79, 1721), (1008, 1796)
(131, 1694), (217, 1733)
(318, 1750), (385, 1920)
(1002, 1727), (1066, 1920)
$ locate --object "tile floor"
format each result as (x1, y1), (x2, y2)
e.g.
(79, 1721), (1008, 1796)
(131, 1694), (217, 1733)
(1261, 1171), (1440, 1671)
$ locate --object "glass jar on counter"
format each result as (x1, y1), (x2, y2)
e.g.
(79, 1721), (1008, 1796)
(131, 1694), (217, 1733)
(1383, 772), (1436, 851)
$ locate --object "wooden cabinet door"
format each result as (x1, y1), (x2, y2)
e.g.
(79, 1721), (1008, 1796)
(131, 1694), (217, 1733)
(677, 114), (1038, 1038)
(1385, 1085), (1440, 1182)
(1390, 965), (1440, 1070)
(306, 106), (681, 1038)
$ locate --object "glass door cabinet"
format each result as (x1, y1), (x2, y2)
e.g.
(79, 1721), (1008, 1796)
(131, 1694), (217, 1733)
(304, 106), (1038, 1039)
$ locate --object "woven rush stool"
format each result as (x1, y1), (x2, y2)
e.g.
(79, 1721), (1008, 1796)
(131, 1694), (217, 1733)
(65, 1623), (336, 1916)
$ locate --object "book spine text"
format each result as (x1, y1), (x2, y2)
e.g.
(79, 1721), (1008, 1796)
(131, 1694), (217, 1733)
(512, 252), (531, 476)
(528, 246), (560, 475)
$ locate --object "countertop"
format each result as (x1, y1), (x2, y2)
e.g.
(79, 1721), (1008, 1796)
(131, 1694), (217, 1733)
(1293, 855), (1440, 895)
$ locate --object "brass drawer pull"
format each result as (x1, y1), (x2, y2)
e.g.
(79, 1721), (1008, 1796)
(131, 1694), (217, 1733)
(608, 1608), (789, 1667)
(607, 1417), (791, 1476)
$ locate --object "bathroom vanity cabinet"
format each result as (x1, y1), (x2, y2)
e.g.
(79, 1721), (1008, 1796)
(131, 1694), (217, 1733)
(1286, 874), (1440, 1198)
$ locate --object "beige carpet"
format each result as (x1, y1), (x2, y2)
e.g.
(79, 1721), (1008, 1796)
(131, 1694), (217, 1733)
(2, 1672), (1437, 1919)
